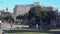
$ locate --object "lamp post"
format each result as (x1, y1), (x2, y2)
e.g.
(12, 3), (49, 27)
(11, 20), (13, 28)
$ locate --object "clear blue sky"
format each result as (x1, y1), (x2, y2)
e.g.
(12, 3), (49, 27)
(0, 0), (60, 13)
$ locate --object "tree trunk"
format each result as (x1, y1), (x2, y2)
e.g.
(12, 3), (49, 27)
(40, 20), (42, 31)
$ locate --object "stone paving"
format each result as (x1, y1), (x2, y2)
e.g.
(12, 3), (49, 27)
(0, 22), (11, 34)
(0, 29), (2, 34)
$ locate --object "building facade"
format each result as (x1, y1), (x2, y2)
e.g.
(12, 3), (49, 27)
(0, 8), (10, 17)
(14, 2), (58, 17)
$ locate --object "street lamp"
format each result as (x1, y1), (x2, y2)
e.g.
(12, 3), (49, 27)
(11, 21), (13, 28)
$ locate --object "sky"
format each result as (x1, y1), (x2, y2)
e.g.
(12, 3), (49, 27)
(0, 0), (60, 13)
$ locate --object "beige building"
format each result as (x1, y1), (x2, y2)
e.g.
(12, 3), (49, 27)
(13, 2), (58, 22)
(14, 2), (58, 16)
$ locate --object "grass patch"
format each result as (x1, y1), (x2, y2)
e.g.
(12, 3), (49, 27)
(8, 32), (53, 34)
(4, 28), (60, 34)
(4, 28), (49, 33)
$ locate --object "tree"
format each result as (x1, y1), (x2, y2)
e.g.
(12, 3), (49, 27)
(16, 14), (25, 24)
(28, 6), (47, 29)
(23, 13), (29, 24)
(16, 13), (29, 25)
(3, 15), (14, 23)
(46, 11), (57, 26)
(28, 6), (57, 29)
(16, 14), (25, 19)
(0, 15), (5, 20)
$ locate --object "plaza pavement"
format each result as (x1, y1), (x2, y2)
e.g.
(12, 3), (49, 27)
(0, 29), (2, 34)
(1, 22), (60, 34)
(49, 29), (60, 31)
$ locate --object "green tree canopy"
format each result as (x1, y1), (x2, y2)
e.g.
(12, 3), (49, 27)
(28, 6), (47, 23)
(27, 6), (57, 29)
